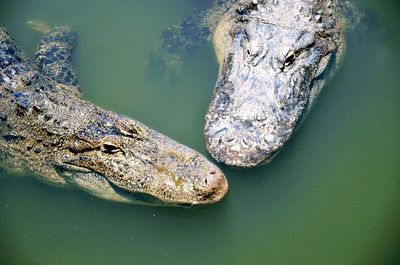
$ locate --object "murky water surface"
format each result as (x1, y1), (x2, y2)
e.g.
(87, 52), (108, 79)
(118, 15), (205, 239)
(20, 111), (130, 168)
(0, 1), (399, 264)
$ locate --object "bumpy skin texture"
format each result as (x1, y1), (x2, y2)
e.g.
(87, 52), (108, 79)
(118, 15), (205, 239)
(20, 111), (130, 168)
(0, 27), (227, 206)
(160, 13), (210, 56)
(205, 0), (345, 167)
(36, 26), (79, 88)
(156, 0), (239, 57)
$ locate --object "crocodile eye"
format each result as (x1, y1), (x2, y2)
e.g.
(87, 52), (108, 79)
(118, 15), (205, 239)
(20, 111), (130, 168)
(284, 50), (296, 67)
(101, 143), (121, 154)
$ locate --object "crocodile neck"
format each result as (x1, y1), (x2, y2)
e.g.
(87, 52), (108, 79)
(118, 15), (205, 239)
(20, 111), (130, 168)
(0, 65), (95, 185)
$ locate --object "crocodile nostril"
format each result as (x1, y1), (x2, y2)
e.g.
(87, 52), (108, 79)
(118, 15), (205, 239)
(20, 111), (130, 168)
(246, 47), (265, 66)
(204, 170), (219, 185)
(193, 170), (228, 203)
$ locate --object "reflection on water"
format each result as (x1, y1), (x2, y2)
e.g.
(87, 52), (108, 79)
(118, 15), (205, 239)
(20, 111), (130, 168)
(0, 1), (399, 265)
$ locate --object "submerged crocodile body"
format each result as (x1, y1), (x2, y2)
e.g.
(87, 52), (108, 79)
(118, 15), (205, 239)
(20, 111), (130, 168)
(0, 26), (228, 206)
(159, 0), (350, 167)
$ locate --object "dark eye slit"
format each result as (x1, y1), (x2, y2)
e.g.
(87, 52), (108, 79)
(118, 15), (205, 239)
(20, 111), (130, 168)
(284, 53), (296, 66)
(280, 50), (296, 71)
(101, 143), (121, 154)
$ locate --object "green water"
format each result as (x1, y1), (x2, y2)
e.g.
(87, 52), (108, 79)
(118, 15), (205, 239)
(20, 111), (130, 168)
(0, 0), (399, 264)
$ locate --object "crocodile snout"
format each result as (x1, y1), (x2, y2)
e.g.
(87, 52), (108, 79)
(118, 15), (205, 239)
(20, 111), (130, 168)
(191, 168), (228, 204)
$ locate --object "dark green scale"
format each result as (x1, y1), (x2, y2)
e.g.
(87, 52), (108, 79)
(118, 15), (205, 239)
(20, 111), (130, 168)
(35, 26), (79, 89)
(157, 0), (233, 57)
(147, 0), (238, 86)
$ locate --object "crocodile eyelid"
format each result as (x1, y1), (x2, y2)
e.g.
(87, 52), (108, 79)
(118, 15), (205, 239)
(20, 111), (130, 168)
(284, 50), (296, 66)
(100, 142), (122, 154)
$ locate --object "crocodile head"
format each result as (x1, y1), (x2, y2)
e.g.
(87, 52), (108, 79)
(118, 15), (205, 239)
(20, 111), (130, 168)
(55, 110), (228, 206)
(205, 4), (344, 167)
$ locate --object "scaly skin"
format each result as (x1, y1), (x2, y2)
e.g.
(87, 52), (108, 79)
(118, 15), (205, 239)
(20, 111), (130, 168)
(205, 0), (346, 167)
(0, 27), (228, 206)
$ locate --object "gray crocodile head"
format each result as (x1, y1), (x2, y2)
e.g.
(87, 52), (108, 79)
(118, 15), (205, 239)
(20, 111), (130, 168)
(205, 1), (344, 167)
(54, 110), (228, 206)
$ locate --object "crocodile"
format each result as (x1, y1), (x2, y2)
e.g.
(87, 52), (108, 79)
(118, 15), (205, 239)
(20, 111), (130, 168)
(157, 0), (356, 167)
(0, 26), (228, 206)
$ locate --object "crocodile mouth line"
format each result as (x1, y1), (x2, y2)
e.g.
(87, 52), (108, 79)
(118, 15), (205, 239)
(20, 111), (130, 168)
(56, 163), (198, 207)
